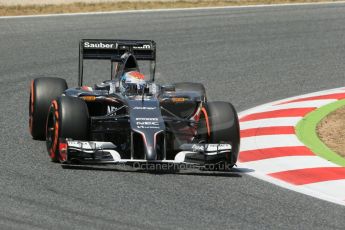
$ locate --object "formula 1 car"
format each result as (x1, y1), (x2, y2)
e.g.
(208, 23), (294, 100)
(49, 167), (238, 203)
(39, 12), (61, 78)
(29, 39), (240, 170)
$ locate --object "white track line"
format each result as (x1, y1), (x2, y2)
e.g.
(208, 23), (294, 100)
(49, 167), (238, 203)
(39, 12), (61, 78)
(261, 99), (337, 112)
(241, 156), (338, 174)
(1, 1), (345, 19)
(240, 117), (301, 130)
(241, 134), (304, 151)
(238, 87), (345, 118)
(303, 179), (345, 199)
(239, 169), (345, 206)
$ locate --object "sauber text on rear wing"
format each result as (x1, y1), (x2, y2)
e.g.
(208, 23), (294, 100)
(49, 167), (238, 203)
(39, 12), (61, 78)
(78, 39), (156, 86)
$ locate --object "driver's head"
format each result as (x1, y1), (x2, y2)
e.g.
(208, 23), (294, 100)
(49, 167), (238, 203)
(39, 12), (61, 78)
(120, 71), (146, 95)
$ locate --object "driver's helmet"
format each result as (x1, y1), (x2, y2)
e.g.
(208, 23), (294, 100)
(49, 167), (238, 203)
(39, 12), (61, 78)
(119, 71), (146, 95)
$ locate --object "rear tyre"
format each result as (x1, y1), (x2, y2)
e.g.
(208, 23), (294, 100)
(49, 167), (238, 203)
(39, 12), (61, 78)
(207, 101), (240, 169)
(29, 77), (67, 140)
(46, 96), (89, 162)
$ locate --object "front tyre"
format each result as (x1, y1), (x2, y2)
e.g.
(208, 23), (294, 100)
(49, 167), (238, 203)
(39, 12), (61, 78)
(46, 96), (89, 162)
(29, 77), (67, 140)
(207, 101), (240, 168)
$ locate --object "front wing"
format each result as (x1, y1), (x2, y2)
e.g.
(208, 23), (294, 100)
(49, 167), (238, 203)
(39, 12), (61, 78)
(61, 140), (233, 169)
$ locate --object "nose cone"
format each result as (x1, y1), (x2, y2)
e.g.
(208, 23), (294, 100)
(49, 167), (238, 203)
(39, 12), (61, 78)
(145, 145), (157, 161)
(128, 99), (165, 161)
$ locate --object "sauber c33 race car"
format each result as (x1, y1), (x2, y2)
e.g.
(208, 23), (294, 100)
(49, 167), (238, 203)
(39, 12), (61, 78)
(29, 39), (240, 170)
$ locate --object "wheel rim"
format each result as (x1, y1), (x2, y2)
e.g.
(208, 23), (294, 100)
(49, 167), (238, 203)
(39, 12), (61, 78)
(46, 101), (59, 161)
(46, 109), (55, 151)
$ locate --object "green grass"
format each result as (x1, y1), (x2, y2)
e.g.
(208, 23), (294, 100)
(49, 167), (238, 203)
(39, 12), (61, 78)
(295, 99), (345, 167)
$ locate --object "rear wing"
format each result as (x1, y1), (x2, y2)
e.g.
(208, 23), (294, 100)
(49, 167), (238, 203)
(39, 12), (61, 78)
(78, 39), (156, 86)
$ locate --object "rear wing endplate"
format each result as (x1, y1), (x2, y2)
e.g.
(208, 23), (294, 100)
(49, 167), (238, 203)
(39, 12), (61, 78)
(78, 39), (156, 86)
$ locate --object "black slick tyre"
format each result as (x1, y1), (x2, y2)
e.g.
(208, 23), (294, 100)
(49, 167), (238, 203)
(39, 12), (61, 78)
(29, 77), (67, 140)
(207, 101), (240, 167)
(46, 96), (89, 162)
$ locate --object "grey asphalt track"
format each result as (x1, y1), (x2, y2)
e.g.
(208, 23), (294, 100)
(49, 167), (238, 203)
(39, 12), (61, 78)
(1, 3), (345, 230)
